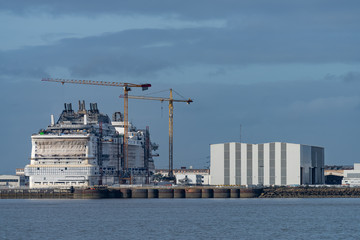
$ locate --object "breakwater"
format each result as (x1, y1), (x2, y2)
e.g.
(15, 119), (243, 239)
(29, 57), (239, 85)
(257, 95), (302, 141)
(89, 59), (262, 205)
(260, 187), (360, 198)
(0, 187), (262, 199)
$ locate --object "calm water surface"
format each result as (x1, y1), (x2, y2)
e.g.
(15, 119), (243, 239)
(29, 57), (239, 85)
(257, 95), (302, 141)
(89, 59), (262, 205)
(1, 198), (360, 240)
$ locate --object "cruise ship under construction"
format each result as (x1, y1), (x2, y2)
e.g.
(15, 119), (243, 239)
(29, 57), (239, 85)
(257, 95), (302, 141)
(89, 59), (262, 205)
(24, 101), (157, 188)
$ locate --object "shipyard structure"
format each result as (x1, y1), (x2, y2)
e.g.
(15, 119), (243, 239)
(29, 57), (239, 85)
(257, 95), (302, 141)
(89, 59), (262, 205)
(24, 101), (156, 188)
(211, 142), (324, 186)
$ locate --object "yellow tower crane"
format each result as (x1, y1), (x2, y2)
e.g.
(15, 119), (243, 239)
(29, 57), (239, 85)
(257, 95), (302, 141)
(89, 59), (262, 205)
(41, 78), (151, 183)
(120, 89), (192, 178)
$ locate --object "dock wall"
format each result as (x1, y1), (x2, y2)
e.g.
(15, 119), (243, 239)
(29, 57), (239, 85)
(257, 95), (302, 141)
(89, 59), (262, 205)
(0, 189), (73, 199)
(0, 187), (262, 199)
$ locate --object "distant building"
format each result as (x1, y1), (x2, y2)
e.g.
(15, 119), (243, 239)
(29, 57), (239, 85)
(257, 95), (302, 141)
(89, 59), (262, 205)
(324, 165), (353, 177)
(0, 175), (21, 188)
(342, 163), (360, 186)
(155, 168), (210, 185)
(210, 142), (324, 186)
(324, 165), (353, 185)
(15, 168), (28, 186)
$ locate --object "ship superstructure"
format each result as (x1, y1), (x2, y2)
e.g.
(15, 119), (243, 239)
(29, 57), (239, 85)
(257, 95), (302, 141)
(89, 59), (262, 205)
(25, 101), (156, 188)
(111, 111), (156, 183)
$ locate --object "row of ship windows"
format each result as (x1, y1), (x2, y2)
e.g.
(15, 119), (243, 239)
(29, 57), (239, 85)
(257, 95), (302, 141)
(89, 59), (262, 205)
(34, 150), (87, 153)
(174, 170), (207, 173)
(30, 172), (93, 176)
(27, 168), (94, 175)
(34, 147), (87, 149)
(35, 155), (87, 158)
(100, 167), (116, 170)
(35, 158), (85, 161)
(33, 167), (116, 170)
(37, 162), (85, 165)
(34, 167), (93, 171)
(33, 181), (86, 185)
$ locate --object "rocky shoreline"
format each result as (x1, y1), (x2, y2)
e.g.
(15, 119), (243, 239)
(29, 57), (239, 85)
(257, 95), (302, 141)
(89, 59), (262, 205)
(260, 186), (360, 198)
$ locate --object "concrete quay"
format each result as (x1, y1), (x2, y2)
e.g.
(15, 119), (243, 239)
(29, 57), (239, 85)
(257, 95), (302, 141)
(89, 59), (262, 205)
(0, 187), (263, 199)
(0, 188), (73, 199)
(77, 187), (263, 199)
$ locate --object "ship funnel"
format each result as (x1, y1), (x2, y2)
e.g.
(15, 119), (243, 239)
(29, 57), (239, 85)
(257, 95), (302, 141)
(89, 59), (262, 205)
(50, 114), (55, 126)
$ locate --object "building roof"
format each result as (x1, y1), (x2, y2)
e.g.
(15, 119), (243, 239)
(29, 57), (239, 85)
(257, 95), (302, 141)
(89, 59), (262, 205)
(155, 169), (210, 174)
(210, 142), (324, 148)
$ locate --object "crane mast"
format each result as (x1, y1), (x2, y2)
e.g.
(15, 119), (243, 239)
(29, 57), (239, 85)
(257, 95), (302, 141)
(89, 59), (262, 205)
(120, 88), (192, 178)
(42, 78), (151, 184)
(169, 89), (174, 178)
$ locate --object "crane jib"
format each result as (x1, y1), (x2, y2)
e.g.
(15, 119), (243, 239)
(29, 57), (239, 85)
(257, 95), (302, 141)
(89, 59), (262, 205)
(41, 78), (152, 89)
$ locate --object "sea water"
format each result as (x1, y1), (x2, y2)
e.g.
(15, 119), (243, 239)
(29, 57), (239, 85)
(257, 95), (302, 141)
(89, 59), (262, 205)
(1, 198), (360, 240)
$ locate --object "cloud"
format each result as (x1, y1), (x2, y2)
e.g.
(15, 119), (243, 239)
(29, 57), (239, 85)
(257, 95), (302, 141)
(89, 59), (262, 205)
(343, 72), (360, 83)
(290, 96), (360, 115)
(3, 0), (360, 22)
(1, 1), (360, 80)
(324, 71), (360, 83)
(1, 22), (360, 80)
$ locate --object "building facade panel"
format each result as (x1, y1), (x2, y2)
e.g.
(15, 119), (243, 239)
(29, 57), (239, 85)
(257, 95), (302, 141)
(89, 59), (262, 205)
(269, 143), (276, 185)
(300, 145), (312, 184)
(281, 143), (287, 185)
(229, 143), (236, 185)
(275, 142), (282, 185)
(246, 144), (253, 185)
(263, 143), (270, 186)
(252, 144), (258, 185)
(311, 146), (325, 184)
(235, 143), (241, 185)
(240, 144), (247, 185)
(286, 143), (301, 185)
(258, 144), (264, 185)
(224, 143), (230, 185)
(210, 144), (224, 185)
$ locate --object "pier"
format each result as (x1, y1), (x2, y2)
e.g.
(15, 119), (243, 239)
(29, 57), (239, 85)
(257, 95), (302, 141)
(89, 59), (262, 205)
(0, 187), (262, 199)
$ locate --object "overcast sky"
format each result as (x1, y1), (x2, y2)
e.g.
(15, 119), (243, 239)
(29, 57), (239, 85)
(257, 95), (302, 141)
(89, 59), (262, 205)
(1, 1), (360, 174)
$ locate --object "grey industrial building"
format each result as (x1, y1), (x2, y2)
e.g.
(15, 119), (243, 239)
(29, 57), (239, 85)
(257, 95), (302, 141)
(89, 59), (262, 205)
(210, 142), (325, 186)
